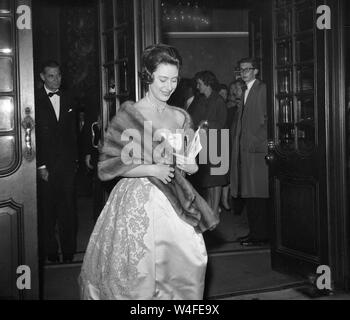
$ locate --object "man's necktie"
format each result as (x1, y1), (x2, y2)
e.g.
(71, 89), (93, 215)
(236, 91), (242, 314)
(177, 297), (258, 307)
(48, 91), (61, 97)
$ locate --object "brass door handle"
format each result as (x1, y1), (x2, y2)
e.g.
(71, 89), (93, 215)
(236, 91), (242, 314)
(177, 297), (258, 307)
(265, 153), (276, 163)
(21, 107), (35, 161)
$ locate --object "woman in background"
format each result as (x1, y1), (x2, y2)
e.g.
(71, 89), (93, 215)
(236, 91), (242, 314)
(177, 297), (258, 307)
(218, 83), (228, 102)
(189, 71), (228, 216)
(221, 79), (246, 210)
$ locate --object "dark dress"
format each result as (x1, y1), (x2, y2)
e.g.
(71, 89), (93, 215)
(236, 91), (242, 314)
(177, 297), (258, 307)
(188, 91), (228, 188)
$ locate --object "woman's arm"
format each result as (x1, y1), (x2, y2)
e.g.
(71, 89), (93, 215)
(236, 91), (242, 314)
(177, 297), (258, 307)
(122, 164), (155, 178)
(123, 164), (175, 184)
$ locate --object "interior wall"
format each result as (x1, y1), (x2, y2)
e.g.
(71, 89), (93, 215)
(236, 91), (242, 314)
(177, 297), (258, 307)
(32, 1), (61, 90)
(32, 0), (100, 121)
(163, 8), (249, 86)
(165, 36), (248, 85)
(60, 1), (100, 119)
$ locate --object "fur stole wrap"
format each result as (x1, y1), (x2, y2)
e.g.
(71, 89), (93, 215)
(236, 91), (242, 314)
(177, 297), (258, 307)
(98, 101), (219, 233)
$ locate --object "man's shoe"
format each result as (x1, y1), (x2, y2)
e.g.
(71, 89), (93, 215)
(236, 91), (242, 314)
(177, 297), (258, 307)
(237, 234), (250, 242)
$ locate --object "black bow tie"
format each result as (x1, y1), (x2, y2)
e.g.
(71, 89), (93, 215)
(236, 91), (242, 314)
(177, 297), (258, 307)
(48, 91), (61, 97)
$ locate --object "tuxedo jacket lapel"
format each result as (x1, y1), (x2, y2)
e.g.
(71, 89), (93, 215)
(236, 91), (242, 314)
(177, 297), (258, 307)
(40, 88), (58, 124)
(59, 92), (66, 122)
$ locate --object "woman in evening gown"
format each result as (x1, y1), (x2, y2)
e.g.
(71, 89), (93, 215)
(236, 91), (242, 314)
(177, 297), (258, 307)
(79, 44), (217, 300)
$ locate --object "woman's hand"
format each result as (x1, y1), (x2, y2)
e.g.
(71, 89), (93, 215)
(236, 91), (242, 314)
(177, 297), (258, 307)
(151, 164), (175, 184)
(174, 154), (199, 175)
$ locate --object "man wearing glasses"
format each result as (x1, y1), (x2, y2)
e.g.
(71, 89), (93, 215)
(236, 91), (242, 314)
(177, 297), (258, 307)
(230, 58), (269, 246)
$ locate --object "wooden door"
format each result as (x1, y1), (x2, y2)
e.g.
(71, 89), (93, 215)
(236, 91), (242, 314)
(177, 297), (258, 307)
(265, 0), (329, 278)
(0, 0), (38, 299)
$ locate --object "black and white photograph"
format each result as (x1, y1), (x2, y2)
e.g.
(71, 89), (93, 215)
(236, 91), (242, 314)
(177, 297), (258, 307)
(0, 0), (350, 304)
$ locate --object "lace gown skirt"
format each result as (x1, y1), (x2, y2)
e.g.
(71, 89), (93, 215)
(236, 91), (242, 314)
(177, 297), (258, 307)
(79, 177), (208, 300)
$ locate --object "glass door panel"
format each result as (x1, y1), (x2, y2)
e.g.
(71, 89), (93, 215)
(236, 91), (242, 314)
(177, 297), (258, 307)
(276, 40), (292, 65)
(118, 60), (128, 94)
(0, 135), (15, 170)
(296, 95), (314, 122)
(276, 10), (291, 37)
(295, 5), (314, 32)
(277, 97), (295, 152)
(99, 0), (139, 128)
(0, 17), (12, 53)
(0, 0), (11, 13)
(277, 69), (293, 94)
(273, 0), (316, 154)
(103, 0), (114, 30)
(0, 97), (14, 131)
(296, 36), (314, 62)
(104, 32), (114, 63)
(115, 0), (127, 24)
(279, 97), (294, 124)
(296, 66), (314, 93)
(117, 30), (127, 58)
(0, 57), (13, 92)
(106, 65), (115, 95)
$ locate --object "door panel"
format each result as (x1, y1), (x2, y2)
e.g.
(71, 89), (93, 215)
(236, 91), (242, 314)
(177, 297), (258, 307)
(0, 0), (38, 299)
(250, 0), (330, 279)
(276, 177), (320, 258)
(96, 0), (160, 197)
(266, 0), (328, 278)
(99, 0), (137, 133)
(98, 0), (160, 132)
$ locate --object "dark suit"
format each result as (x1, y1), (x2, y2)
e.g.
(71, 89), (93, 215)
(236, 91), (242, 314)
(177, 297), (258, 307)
(35, 87), (78, 259)
(230, 79), (270, 241)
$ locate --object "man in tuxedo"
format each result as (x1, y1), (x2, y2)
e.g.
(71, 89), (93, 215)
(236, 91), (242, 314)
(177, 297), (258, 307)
(230, 58), (270, 246)
(35, 60), (78, 263)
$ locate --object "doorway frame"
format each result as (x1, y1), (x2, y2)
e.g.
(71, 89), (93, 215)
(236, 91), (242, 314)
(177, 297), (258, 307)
(326, 0), (349, 290)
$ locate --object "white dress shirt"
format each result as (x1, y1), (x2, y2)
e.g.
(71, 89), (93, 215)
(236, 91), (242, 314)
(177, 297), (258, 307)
(244, 79), (256, 104)
(44, 85), (60, 121)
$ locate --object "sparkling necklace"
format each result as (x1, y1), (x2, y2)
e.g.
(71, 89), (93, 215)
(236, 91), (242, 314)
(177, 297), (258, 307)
(146, 93), (167, 113)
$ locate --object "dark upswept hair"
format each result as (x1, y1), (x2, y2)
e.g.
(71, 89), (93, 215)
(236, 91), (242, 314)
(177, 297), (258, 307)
(238, 57), (259, 70)
(194, 70), (219, 91)
(141, 44), (182, 85)
(229, 78), (246, 89)
(40, 60), (61, 73)
(218, 83), (228, 92)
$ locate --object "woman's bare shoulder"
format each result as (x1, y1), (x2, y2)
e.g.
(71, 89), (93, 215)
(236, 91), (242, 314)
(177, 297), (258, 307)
(167, 105), (194, 130)
(167, 105), (185, 127)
